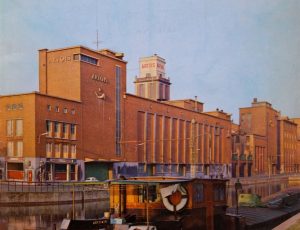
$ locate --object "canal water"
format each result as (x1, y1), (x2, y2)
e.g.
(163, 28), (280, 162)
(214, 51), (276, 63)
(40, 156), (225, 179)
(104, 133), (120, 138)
(0, 180), (299, 230)
(227, 179), (300, 207)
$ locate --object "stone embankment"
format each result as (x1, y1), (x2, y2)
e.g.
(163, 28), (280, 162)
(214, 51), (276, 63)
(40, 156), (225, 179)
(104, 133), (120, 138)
(0, 182), (109, 206)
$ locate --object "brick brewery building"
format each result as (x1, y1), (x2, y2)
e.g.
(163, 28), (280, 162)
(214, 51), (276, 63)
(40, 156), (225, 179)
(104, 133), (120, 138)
(1, 45), (299, 182)
(0, 45), (233, 182)
(232, 98), (300, 177)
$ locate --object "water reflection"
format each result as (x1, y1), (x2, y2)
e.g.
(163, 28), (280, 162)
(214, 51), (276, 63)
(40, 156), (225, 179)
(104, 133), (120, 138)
(0, 200), (109, 230)
(1, 180), (300, 229)
(227, 180), (300, 207)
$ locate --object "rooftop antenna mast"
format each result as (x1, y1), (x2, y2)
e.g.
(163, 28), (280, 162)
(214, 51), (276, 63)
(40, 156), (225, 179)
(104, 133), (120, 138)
(93, 0), (102, 50)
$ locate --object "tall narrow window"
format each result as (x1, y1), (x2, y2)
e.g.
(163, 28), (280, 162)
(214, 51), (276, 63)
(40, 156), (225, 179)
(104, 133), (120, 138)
(62, 123), (68, 139)
(138, 84), (145, 97)
(54, 122), (60, 138)
(71, 145), (77, 159)
(46, 120), (52, 137)
(70, 124), (76, 140)
(16, 141), (23, 157)
(7, 120), (13, 136)
(7, 141), (14, 157)
(55, 144), (61, 158)
(63, 144), (69, 158)
(46, 143), (53, 158)
(16, 119), (23, 137)
(115, 66), (121, 156)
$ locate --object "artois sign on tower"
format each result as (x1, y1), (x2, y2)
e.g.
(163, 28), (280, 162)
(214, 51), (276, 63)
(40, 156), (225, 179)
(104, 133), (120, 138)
(139, 54), (166, 79)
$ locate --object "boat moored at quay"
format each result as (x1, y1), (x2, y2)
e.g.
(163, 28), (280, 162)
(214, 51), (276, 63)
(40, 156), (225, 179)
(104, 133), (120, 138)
(62, 176), (229, 230)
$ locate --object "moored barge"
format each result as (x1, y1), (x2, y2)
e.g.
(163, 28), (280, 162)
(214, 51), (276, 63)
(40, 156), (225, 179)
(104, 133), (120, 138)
(109, 176), (229, 230)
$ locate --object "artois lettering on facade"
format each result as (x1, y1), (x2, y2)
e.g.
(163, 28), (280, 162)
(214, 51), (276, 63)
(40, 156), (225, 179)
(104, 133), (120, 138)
(91, 74), (109, 84)
(48, 56), (72, 64)
(6, 103), (23, 111)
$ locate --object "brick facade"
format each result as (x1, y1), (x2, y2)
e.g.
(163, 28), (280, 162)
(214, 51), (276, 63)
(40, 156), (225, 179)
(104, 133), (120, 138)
(232, 98), (300, 177)
(1, 45), (299, 182)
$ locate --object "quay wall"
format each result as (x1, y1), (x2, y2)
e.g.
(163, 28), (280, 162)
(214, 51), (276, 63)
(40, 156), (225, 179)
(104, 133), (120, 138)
(0, 189), (109, 206)
(228, 175), (290, 186)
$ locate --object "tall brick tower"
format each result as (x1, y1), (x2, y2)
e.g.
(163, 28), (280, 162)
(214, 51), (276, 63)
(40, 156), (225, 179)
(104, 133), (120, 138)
(134, 54), (171, 101)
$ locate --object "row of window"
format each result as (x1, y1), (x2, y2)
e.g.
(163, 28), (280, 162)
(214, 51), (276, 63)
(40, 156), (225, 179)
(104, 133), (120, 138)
(46, 143), (76, 159)
(74, 54), (98, 65)
(6, 119), (23, 137)
(7, 141), (23, 157)
(46, 121), (77, 140)
(47, 105), (76, 115)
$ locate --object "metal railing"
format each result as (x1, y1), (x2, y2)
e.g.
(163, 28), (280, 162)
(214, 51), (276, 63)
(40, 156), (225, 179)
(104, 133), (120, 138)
(0, 181), (108, 192)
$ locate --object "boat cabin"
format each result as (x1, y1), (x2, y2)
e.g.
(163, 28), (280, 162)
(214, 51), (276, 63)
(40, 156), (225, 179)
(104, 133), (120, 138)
(109, 177), (228, 230)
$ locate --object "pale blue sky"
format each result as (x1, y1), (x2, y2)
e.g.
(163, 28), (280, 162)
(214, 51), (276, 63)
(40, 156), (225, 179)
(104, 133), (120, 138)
(1, 0), (300, 122)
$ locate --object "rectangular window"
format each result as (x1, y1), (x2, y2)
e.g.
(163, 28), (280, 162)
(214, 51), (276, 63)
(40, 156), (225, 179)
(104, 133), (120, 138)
(54, 144), (61, 158)
(247, 113), (252, 130)
(62, 123), (68, 139)
(7, 141), (14, 157)
(63, 144), (69, 158)
(194, 183), (204, 202)
(54, 122), (60, 138)
(55, 106), (59, 112)
(74, 54), (97, 65)
(7, 120), (13, 136)
(137, 185), (158, 203)
(138, 84), (145, 97)
(148, 82), (155, 99)
(70, 124), (76, 140)
(138, 163), (146, 174)
(46, 120), (52, 137)
(47, 105), (51, 111)
(214, 184), (225, 201)
(46, 143), (53, 158)
(63, 108), (68, 114)
(16, 141), (23, 157)
(70, 145), (76, 159)
(116, 66), (121, 156)
(159, 83), (163, 99)
(16, 119), (23, 136)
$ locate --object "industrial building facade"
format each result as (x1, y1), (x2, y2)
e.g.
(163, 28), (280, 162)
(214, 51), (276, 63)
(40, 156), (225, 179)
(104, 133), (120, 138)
(0, 45), (233, 182)
(0, 45), (299, 182)
(232, 98), (300, 177)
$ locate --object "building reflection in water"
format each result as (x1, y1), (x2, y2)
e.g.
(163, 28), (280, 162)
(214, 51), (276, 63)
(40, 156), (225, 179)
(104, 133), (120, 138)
(227, 180), (300, 207)
(0, 200), (109, 230)
(1, 181), (300, 229)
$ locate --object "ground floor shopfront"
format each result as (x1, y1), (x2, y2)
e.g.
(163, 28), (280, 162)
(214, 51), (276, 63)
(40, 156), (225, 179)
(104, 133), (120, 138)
(113, 162), (231, 179)
(0, 157), (232, 181)
(0, 157), (84, 182)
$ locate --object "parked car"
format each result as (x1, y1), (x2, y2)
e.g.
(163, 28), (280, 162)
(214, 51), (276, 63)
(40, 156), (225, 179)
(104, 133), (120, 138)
(85, 177), (98, 182)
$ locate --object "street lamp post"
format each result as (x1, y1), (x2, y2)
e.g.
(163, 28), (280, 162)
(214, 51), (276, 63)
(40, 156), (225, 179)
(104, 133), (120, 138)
(37, 132), (48, 182)
(38, 132), (48, 144)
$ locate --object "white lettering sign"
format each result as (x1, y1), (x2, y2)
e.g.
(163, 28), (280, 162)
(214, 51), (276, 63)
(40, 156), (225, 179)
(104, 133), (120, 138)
(91, 74), (109, 84)
(48, 56), (72, 64)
